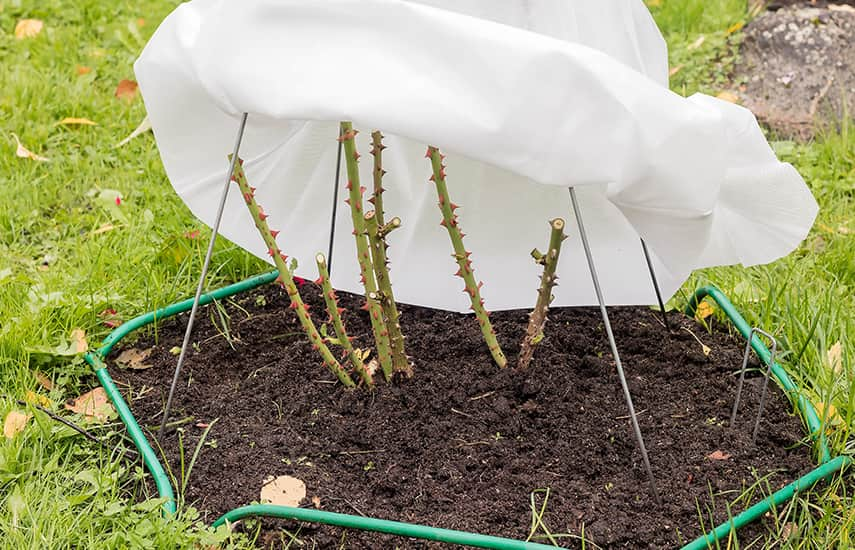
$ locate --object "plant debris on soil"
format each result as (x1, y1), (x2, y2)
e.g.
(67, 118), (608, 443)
(112, 282), (815, 549)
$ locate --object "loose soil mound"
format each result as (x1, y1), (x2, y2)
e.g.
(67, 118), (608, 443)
(113, 283), (814, 549)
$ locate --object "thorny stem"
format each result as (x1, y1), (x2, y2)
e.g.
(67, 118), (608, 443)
(426, 146), (508, 368)
(339, 122), (394, 381)
(518, 218), (567, 370)
(231, 156), (355, 388)
(315, 253), (374, 387)
(365, 211), (411, 377)
(369, 131), (387, 227)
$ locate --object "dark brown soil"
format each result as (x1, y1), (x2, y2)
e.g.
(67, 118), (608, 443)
(111, 282), (815, 549)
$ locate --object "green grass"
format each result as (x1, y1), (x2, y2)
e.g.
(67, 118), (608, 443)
(0, 0), (852, 548)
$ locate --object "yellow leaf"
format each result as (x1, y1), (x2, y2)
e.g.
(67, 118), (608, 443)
(687, 35), (706, 50)
(11, 133), (49, 162)
(826, 342), (842, 374)
(3, 411), (30, 438)
(645, 0), (662, 7)
(726, 21), (744, 36)
(814, 402), (843, 427)
(92, 223), (116, 235)
(71, 328), (88, 353)
(65, 387), (116, 422)
(260, 475), (306, 507)
(716, 91), (740, 104)
(14, 19), (43, 39)
(25, 390), (51, 408)
(57, 117), (97, 126)
(695, 301), (715, 320)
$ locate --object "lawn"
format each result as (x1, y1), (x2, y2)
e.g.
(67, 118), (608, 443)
(0, 0), (852, 548)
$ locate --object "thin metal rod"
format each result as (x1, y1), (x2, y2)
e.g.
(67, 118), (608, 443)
(159, 112), (249, 437)
(569, 187), (661, 505)
(327, 125), (344, 275)
(640, 239), (670, 330)
(730, 327), (776, 444)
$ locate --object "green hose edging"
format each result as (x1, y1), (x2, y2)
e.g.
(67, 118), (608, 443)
(685, 286), (830, 463)
(213, 506), (559, 550)
(85, 276), (849, 549)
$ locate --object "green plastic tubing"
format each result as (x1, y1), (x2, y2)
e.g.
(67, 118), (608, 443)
(686, 286), (830, 463)
(213, 506), (560, 550)
(86, 277), (850, 550)
(682, 455), (851, 550)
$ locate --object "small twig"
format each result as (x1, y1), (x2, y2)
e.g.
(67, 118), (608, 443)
(146, 416), (195, 431)
(337, 449), (387, 456)
(616, 409), (648, 420)
(450, 407), (473, 418)
(469, 391), (495, 401)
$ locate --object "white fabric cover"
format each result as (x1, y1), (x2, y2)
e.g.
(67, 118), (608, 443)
(135, 0), (818, 311)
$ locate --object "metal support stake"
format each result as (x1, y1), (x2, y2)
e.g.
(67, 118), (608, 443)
(640, 239), (670, 330)
(730, 327), (776, 444)
(569, 187), (661, 504)
(327, 125), (345, 275)
(159, 112), (249, 437)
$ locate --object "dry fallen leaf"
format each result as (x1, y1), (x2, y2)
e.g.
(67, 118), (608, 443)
(826, 342), (842, 374)
(3, 411), (31, 438)
(57, 117), (97, 126)
(695, 301), (715, 320)
(311, 495), (322, 509)
(115, 348), (153, 370)
(726, 21), (744, 36)
(687, 35), (705, 50)
(71, 328), (88, 353)
(260, 475), (306, 507)
(11, 133), (49, 162)
(65, 387), (116, 422)
(76, 65), (92, 76)
(34, 371), (54, 391)
(25, 390), (51, 408)
(814, 402), (843, 428)
(115, 79), (139, 102)
(92, 223), (116, 235)
(14, 19), (43, 39)
(716, 91), (739, 104)
(706, 450), (731, 461)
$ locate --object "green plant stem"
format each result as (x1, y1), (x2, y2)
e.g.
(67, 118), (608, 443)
(519, 218), (567, 370)
(339, 122), (394, 381)
(369, 130), (387, 227)
(426, 146), (507, 368)
(231, 157), (355, 388)
(365, 211), (411, 376)
(315, 253), (374, 388)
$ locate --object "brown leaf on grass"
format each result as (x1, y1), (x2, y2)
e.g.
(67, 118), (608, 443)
(11, 133), (49, 162)
(260, 475), (306, 507)
(115, 348), (153, 370)
(706, 450), (731, 461)
(57, 117), (97, 126)
(76, 65), (92, 76)
(14, 19), (43, 39)
(65, 387), (116, 422)
(115, 79), (139, 102)
(3, 411), (31, 438)
(34, 371), (54, 391)
(71, 328), (88, 353)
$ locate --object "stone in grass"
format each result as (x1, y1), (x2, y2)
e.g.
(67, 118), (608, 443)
(734, 4), (854, 140)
